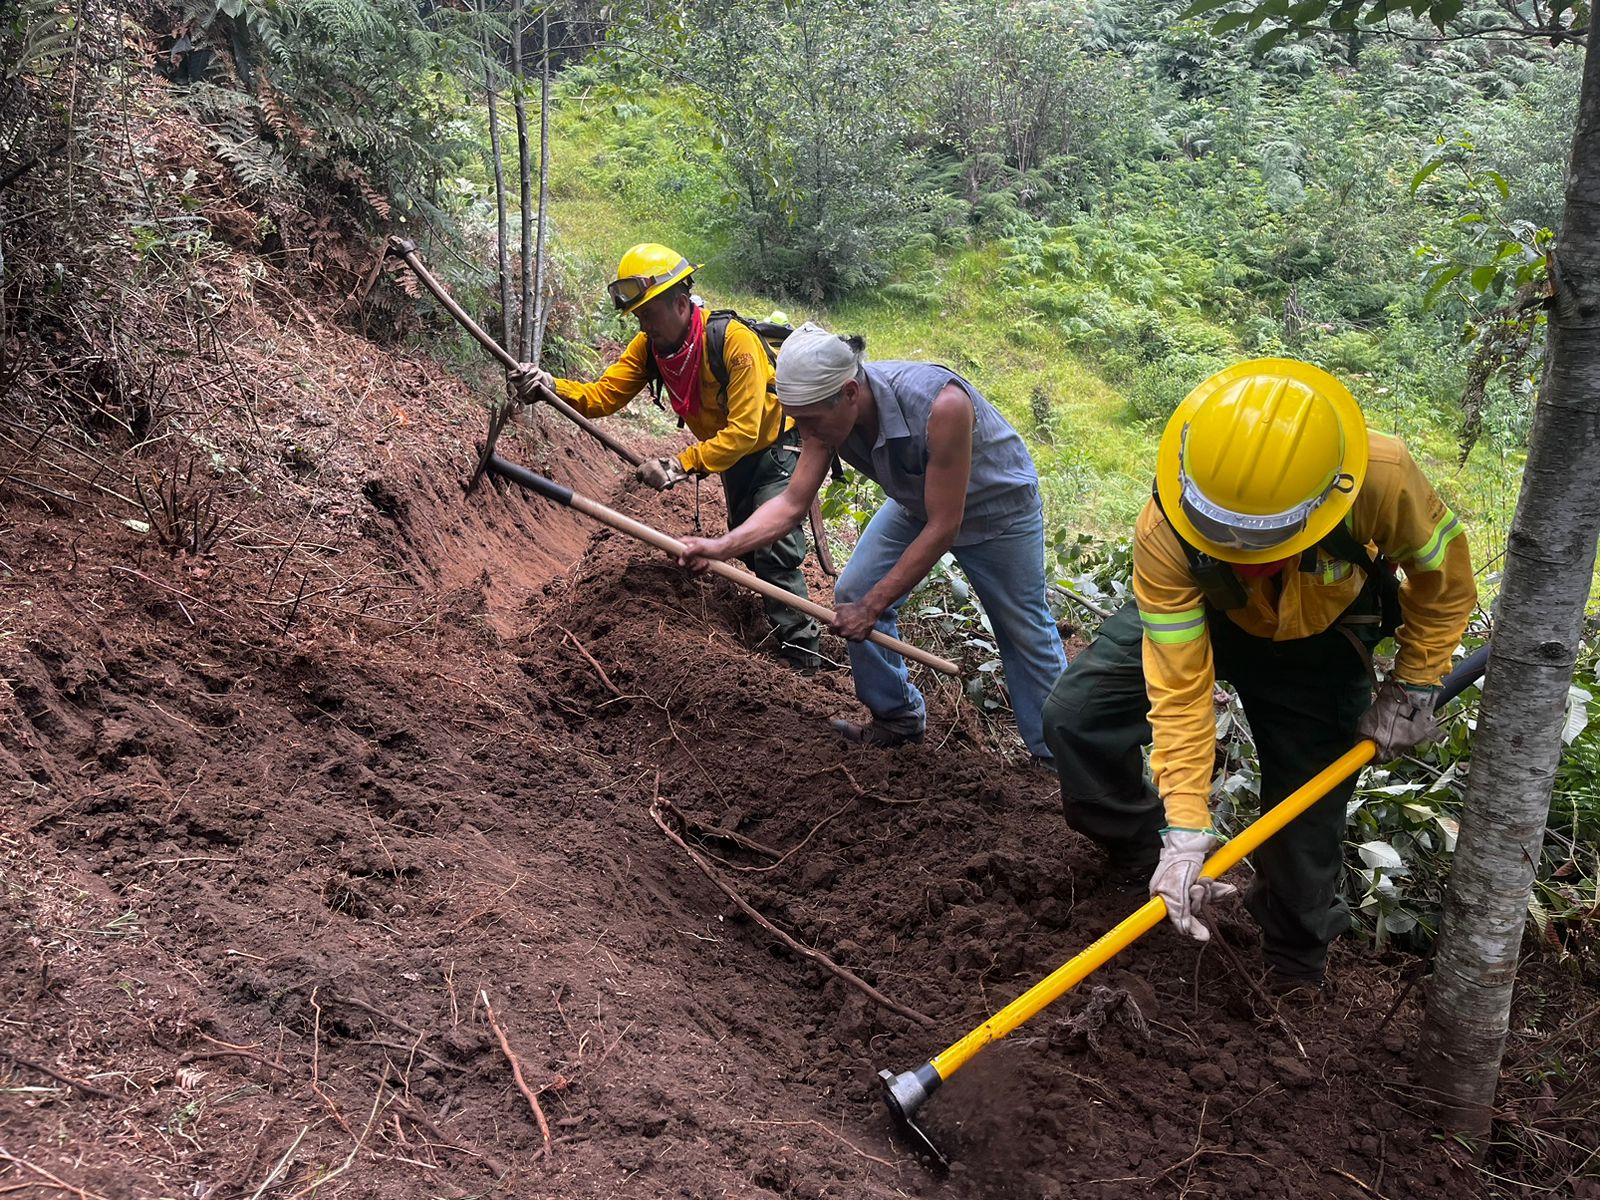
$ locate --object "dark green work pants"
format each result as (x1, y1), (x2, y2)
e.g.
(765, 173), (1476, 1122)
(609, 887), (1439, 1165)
(720, 427), (821, 667)
(1042, 602), (1374, 977)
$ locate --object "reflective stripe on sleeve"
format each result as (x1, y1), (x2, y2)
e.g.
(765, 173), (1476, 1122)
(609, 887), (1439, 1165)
(1405, 509), (1464, 573)
(1139, 605), (1207, 645)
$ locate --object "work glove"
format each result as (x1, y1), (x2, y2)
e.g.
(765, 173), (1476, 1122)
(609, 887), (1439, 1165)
(636, 456), (690, 491)
(1357, 679), (1442, 760)
(1149, 829), (1236, 942)
(509, 363), (554, 404)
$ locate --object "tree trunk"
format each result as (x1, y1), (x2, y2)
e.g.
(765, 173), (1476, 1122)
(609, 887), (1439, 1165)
(481, 9), (513, 353)
(530, 10), (553, 362)
(511, 0), (535, 362)
(1416, 38), (1600, 1131)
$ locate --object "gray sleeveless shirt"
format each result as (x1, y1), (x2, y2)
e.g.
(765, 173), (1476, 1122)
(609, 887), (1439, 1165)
(837, 361), (1039, 546)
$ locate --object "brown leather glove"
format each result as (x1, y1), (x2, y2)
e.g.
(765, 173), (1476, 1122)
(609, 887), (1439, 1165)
(636, 457), (690, 491)
(1149, 829), (1237, 942)
(509, 364), (554, 403)
(1357, 680), (1442, 759)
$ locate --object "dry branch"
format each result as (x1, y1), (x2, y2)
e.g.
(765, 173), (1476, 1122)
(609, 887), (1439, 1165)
(0, 1147), (110, 1200)
(0, 1047), (117, 1099)
(392, 1094), (511, 1180)
(557, 624), (622, 696)
(480, 990), (553, 1152)
(651, 793), (935, 1029)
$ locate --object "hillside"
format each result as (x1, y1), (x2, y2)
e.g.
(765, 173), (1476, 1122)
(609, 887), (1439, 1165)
(2, 5), (1596, 1199)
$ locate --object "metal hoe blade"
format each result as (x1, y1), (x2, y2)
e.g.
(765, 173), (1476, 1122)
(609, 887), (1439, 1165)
(878, 1067), (948, 1171)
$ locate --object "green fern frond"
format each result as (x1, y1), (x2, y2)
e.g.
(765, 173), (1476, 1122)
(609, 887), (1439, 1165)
(1, 0), (74, 85)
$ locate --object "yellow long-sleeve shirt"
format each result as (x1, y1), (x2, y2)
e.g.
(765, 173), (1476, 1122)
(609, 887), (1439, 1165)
(1133, 433), (1477, 830)
(551, 318), (783, 476)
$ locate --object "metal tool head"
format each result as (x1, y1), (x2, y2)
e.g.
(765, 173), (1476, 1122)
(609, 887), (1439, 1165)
(463, 404), (515, 497)
(878, 1065), (948, 1171)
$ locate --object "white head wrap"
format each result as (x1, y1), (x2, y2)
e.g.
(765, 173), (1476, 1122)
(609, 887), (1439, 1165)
(775, 321), (863, 408)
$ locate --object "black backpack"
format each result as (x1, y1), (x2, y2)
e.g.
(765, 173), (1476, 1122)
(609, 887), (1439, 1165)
(1151, 482), (1402, 639)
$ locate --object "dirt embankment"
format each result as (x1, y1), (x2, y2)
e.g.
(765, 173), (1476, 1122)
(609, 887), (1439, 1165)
(1, 355), (1508, 1199)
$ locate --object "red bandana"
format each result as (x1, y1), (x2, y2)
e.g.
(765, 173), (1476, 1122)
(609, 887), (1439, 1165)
(1235, 556), (1295, 577)
(653, 305), (705, 419)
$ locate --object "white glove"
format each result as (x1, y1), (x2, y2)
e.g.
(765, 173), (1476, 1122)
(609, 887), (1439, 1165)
(1356, 680), (1442, 760)
(509, 364), (554, 403)
(1149, 829), (1237, 942)
(636, 457), (690, 491)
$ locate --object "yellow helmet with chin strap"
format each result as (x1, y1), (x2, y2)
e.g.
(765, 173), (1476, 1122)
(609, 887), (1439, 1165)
(607, 243), (702, 314)
(1155, 359), (1368, 565)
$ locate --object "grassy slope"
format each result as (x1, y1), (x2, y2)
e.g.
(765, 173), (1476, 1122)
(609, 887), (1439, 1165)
(539, 86), (1528, 591)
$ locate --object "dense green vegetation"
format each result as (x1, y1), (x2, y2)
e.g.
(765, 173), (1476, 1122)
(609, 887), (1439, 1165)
(505, 3), (1578, 565)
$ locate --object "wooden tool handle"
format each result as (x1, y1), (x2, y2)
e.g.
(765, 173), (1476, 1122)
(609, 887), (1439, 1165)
(487, 456), (961, 677)
(390, 238), (644, 467)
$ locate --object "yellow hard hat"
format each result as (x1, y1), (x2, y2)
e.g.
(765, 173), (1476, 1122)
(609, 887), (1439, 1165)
(1155, 359), (1368, 564)
(607, 243), (701, 313)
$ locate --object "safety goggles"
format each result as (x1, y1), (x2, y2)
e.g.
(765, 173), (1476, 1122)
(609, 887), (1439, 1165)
(606, 259), (692, 311)
(1177, 423), (1353, 552)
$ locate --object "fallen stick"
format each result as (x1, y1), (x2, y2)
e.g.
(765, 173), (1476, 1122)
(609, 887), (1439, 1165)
(720, 795), (859, 874)
(651, 793), (935, 1029)
(0, 1147), (110, 1200)
(391, 1094), (510, 1180)
(556, 624), (623, 696)
(488, 455), (960, 677)
(0, 1047), (118, 1099)
(480, 990), (553, 1153)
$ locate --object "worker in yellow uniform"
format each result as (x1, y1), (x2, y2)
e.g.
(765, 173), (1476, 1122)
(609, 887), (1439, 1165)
(513, 243), (821, 671)
(1042, 359), (1476, 992)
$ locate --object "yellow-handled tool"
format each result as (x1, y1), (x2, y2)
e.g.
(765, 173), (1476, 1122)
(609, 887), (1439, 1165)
(878, 644), (1489, 1168)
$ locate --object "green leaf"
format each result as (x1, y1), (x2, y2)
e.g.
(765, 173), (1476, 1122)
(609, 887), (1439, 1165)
(1563, 683), (1591, 744)
(1358, 840), (1406, 873)
(1254, 25), (1294, 51)
(1181, 0), (1241, 15)
(1469, 264), (1499, 291)
(1211, 9), (1255, 31)
(1422, 265), (1462, 308)
(1287, 0), (1332, 21)
(1483, 169), (1510, 199)
(1409, 158), (1446, 194)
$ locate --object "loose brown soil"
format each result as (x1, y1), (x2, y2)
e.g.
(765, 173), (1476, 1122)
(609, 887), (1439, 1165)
(0, 368), (1515, 1200)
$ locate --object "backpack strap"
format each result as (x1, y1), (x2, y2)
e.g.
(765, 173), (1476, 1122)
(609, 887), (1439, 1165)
(1150, 480), (1247, 611)
(1315, 519), (1402, 639)
(704, 309), (735, 402)
(640, 337), (670, 419)
(1149, 482), (1401, 638)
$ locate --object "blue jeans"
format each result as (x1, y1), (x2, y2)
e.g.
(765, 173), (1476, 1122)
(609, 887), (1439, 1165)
(834, 500), (1067, 757)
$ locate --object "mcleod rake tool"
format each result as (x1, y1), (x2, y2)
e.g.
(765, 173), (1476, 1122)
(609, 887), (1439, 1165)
(879, 643), (1490, 1167)
(485, 455), (959, 677)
